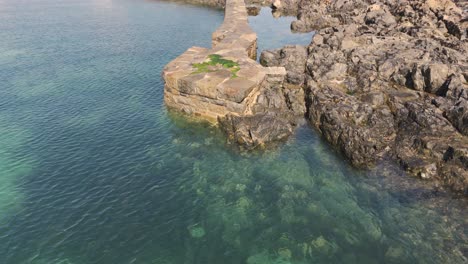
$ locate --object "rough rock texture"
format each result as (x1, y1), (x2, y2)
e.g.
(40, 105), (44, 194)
(260, 45), (308, 116)
(260, 45), (308, 85)
(163, 0), (297, 149)
(218, 63), (301, 148)
(219, 112), (293, 148)
(262, 0), (468, 193)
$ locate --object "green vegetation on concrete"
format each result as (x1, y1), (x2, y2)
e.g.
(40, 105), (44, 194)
(192, 54), (240, 78)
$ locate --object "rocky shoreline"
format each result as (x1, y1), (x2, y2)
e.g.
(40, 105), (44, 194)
(162, 0), (467, 195)
(260, 0), (467, 194)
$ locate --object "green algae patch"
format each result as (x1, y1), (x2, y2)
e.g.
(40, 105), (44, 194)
(188, 224), (206, 238)
(192, 54), (240, 78)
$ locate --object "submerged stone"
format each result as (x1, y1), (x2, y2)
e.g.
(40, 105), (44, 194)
(310, 236), (338, 256)
(278, 248), (292, 260)
(188, 224), (206, 238)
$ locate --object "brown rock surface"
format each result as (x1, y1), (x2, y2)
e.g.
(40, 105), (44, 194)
(260, 0), (467, 193)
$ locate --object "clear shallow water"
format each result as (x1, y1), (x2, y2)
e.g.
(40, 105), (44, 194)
(0, 0), (466, 263)
(248, 7), (314, 53)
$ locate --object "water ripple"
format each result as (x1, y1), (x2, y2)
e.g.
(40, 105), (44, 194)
(0, 1), (466, 264)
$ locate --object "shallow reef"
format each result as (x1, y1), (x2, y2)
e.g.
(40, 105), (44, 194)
(148, 115), (467, 264)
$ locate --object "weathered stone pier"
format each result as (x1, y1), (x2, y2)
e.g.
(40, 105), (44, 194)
(162, 0), (286, 122)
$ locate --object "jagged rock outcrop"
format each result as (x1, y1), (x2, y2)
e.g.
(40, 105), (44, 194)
(219, 112), (294, 148)
(259, 45), (308, 116)
(262, 0), (468, 193)
(260, 45), (308, 85)
(312, 0), (468, 193)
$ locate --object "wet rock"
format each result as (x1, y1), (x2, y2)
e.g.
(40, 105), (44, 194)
(218, 112), (294, 149)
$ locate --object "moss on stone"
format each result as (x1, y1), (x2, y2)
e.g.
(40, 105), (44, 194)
(192, 54), (241, 78)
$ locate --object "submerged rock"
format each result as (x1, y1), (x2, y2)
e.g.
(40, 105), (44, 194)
(310, 236), (337, 255)
(188, 224), (206, 238)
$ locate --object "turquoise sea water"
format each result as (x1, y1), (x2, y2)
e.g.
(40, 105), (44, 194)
(0, 0), (466, 263)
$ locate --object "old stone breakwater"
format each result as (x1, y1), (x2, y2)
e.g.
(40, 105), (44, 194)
(163, 0), (468, 195)
(162, 0), (300, 148)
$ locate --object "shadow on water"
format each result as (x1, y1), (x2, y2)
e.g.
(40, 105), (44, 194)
(0, 0), (466, 264)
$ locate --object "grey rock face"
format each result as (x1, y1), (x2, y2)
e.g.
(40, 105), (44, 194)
(283, 83), (306, 115)
(306, 80), (396, 167)
(289, 0), (468, 193)
(260, 45), (308, 116)
(218, 66), (299, 149)
(260, 45), (308, 85)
